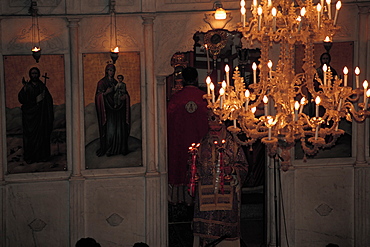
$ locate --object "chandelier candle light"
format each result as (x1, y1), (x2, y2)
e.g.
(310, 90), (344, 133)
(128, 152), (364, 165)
(204, 0), (370, 170)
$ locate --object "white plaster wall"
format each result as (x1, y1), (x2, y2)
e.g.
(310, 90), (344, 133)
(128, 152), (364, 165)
(294, 167), (354, 247)
(6, 181), (69, 247)
(85, 177), (146, 247)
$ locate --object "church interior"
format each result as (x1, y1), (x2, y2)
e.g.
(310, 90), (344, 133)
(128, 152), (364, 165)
(0, 0), (369, 246)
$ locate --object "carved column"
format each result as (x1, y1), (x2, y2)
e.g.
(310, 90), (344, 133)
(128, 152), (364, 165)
(0, 17), (6, 247)
(157, 75), (169, 247)
(142, 15), (163, 247)
(67, 18), (85, 246)
(354, 6), (370, 247)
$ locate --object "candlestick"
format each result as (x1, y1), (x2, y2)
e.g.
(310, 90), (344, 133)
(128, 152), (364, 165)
(365, 89), (370, 109)
(294, 101), (300, 121)
(299, 7), (306, 31)
(322, 64), (327, 86)
(355, 67), (360, 88)
(268, 127), (271, 140)
(205, 44), (210, 74)
(252, 62), (257, 83)
(245, 89), (250, 111)
(334, 1), (341, 25)
(343, 66), (348, 86)
(363, 80), (368, 103)
(258, 6), (262, 31)
(233, 119), (237, 128)
(268, 60), (272, 79)
(210, 82), (215, 103)
(299, 97), (305, 114)
(206, 76), (211, 95)
(219, 88), (225, 109)
(315, 96), (321, 117)
(315, 126), (319, 140)
(263, 95), (268, 116)
(317, 4), (322, 28)
(272, 7), (277, 32)
(225, 64), (230, 86)
(326, 0), (331, 19)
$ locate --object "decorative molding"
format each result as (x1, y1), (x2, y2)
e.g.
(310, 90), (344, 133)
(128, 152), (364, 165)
(106, 213), (124, 227)
(315, 203), (333, 216)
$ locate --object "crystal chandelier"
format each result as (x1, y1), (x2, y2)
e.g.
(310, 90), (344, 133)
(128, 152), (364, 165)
(204, 0), (370, 170)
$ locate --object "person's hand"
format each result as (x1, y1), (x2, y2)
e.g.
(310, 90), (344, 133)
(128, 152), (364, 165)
(105, 87), (113, 95)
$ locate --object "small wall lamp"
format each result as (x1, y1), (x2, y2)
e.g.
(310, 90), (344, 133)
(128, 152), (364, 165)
(204, 1), (232, 30)
(29, 1), (41, 63)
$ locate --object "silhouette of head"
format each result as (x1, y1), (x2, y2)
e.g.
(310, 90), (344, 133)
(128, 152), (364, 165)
(133, 242), (149, 247)
(75, 237), (101, 247)
(320, 52), (331, 65)
(182, 67), (198, 86)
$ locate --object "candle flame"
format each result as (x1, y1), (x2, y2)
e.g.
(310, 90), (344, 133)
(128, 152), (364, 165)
(326, 0), (331, 5)
(336, 0), (342, 10)
(301, 7), (306, 16)
(222, 80), (227, 88)
(300, 97), (306, 105)
(252, 62), (257, 71)
(263, 95), (268, 104)
(268, 60), (273, 69)
(112, 47), (119, 53)
(323, 64), (327, 72)
(343, 66), (348, 75)
(295, 101), (300, 110)
(324, 36), (331, 42)
(241, 7), (246, 15)
(367, 89), (370, 97)
(206, 76), (211, 85)
(225, 64), (230, 72)
(355, 67), (360, 75)
(363, 80), (368, 89)
(251, 107), (257, 114)
(32, 47), (41, 52)
(219, 88), (225, 96)
(315, 96), (321, 105)
(245, 89), (250, 98)
(257, 6), (262, 15)
(210, 83), (215, 91)
(272, 7), (277, 16)
(317, 3), (322, 12)
(240, 0), (246, 7)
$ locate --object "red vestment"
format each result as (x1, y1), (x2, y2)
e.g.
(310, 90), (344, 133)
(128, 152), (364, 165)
(167, 86), (208, 187)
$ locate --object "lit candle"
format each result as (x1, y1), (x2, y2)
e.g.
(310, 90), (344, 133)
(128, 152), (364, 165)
(297, 16), (302, 31)
(315, 126), (319, 140)
(251, 107), (256, 117)
(326, 0), (331, 19)
(222, 80), (227, 89)
(299, 97), (305, 114)
(258, 6), (262, 31)
(322, 64), (327, 86)
(219, 88), (225, 109)
(252, 62), (257, 83)
(343, 66), (348, 86)
(365, 89), (370, 109)
(267, 0), (272, 8)
(205, 44), (210, 74)
(300, 7), (306, 31)
(334, 1), (341, 26)
(268, 60), (273, 79)
(206, 76), (211, 95)
(268, 127), (272, 140)
(240, 0), (246, 27)
(315, 96), (321, 117)
(294, 101), (300, 121)
(253, 0), (258, 12)
(225, 64), (230, 86)
(317, 4), (322, 28)
(210, 82), (215, 103)
(355, 67), (360, 88)
(267, 117), (273, 140)
(363, 80), (368, 103)
(245, 89), (250, 111)
(263, 95), (269, 116)
(272, 7), (277, 32)
(233, 119), (237, 128)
